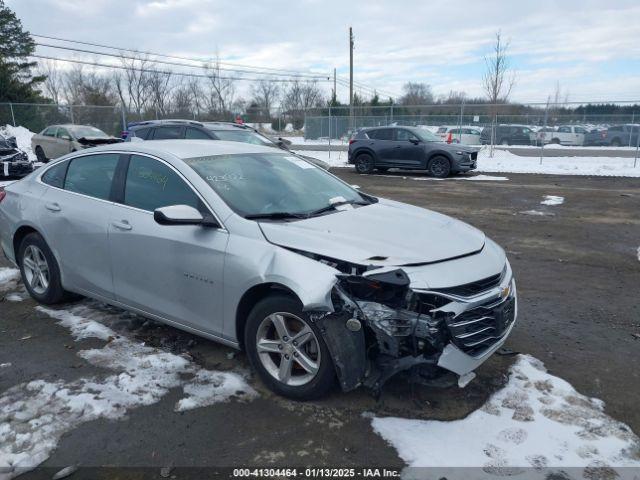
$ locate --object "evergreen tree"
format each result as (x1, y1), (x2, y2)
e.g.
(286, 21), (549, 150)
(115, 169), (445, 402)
(0, 0), (44, 102)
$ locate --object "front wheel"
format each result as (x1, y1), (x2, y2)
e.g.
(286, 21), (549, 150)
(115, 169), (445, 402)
(18, 232), (71, 304)
(354, 153), (375, 174)
(244, 295), (336, 400)
(428, 156), (451, 178)
(35, 146), (48, 163)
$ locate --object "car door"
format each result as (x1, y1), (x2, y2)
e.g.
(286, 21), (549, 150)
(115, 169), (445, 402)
(108, 153), (229, 336)
(392, 129), (424, 167)
(54, 127), (74, 157)
(39, 127), (58, 158)
(38, 152), (120, 299)
(367, 128), (396, 165)
(573, 126), (587, 146)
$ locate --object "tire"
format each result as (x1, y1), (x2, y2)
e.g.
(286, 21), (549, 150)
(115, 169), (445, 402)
(35, 146), (48, 163)
(354, 153), (375, 174)
(376, 167), (389, 173)
(551, 138), (560, 145)
(500, 138), (510, 146)
(428, 155), (451, 178)
(610, 138), (621, 147)
(244, 294), (336, 400)
(18, 232), (71, 304)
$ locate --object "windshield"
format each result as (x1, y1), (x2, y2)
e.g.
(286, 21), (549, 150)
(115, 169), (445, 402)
(69, 126), (109, 139)
(184, 152), (368, 217)
(412, 128), (441, 142)
(209, 129), (275, 147)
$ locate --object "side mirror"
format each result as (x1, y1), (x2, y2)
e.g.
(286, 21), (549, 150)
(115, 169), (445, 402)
(154, 205), (218, 227)
(61, 135), (72, 141)
(409, 138), (420, 145)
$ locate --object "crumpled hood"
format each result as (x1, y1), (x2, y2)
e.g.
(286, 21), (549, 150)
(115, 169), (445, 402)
(259, 199), (485, 266)
(77, 136), (123, 146)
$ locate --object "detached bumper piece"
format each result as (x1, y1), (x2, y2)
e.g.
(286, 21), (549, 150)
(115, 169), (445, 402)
(327, 265), (516, 395)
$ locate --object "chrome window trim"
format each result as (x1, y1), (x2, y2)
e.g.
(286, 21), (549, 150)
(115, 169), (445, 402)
(36, 150), (228, 232)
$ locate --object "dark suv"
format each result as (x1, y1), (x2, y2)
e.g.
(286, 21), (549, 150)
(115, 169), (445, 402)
(480, 125), (534, 146)
(348, 126), (478, 177)
(125, 120), (328, 169)
(603, 124), (639, 147)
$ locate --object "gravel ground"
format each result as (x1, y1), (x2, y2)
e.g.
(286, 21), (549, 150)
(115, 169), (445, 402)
(1, 170), (638, 476)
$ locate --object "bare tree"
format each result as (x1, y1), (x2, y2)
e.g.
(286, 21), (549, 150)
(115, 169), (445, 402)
(113, 53), (153, 119)
(399, 82), (433, 106)
(148, 69), (173, 117)
(482, 31), (516, 155)
(251, 79), (280, 121)
(188, 78), (204, 119)
(171, 80), (195, 118)
(38, 60), (63, 104)
(203, 56), (235, 117)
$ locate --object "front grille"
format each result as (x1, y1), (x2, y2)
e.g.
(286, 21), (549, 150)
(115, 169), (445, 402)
(446, 296), (515, 356)
(431, 272), (502, 298)
(470, 151), (478, 161)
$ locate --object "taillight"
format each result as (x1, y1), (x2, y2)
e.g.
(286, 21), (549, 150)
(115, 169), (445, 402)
(348, 139), (356, 145)
(0, 189), (6, 203)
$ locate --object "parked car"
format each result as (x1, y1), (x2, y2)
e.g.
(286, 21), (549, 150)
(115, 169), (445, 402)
(480, 125), (534, 146)
(436, 126), (482, 145)
(126, 119), (329, 169)
(31, 125), (122, 162)
(603, 124), (640, 147)
(584, 127), (608, 146)
(348, 126), (478, 178)
(0, 132), (33, 178)
(0, 140), (517, 399)
(535, 125), (588, 146)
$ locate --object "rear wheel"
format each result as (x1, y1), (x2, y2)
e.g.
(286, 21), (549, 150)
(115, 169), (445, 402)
(500, 138), (510, 146)
(18, 233), (71, 304)
(35, 146), (47, 163)
(428, 156), (451, 178)
(551, 138), (560, 144)
(611, 138), (621, 147)
(354, 153), (375, 174)
(244, 295), (336, 400)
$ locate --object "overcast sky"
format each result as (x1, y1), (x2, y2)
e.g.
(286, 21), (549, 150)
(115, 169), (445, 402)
(8, 0), (640, 104)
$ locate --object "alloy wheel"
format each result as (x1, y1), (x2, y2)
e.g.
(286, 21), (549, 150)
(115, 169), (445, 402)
(255, 312), (321, 386)
(22, 245), (50, 295)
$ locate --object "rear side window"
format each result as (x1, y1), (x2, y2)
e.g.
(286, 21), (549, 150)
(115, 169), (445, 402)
(64, 154), (120, 200)
(124, 155), (200, 212)
(152, 126), (183, 140)
(185, 127), (212, 140)
(368, 129), (393, 140)
(41, 161), (68, 188)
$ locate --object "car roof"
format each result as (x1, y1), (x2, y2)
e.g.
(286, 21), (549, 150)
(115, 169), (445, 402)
(78, 139), (280, 159)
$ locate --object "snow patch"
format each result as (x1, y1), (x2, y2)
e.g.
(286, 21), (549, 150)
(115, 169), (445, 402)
(454, 175), (509, 181)
(519, 210), (555, 217)
(541, 195), (564, 206)
(371, 355), (640, 473)
(0, 268), (20, 293)
(0, 125), (36, 162)
(637, 246), (640, 262)
(0, 304), (256, 477)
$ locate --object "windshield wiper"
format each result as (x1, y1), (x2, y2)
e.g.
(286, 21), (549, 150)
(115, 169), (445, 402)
(306, 200), (373, 218)
(244, 212), (307, 220)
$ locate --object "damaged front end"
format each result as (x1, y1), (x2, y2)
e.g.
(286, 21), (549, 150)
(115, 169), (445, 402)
(0, 135), (33, 178)
(309, 258), (517, 395)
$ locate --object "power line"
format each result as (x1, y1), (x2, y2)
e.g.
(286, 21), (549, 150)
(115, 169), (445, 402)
(35, 42), (329, 80)
(31, 54), (331, 84)
(32, 33), (329, 78)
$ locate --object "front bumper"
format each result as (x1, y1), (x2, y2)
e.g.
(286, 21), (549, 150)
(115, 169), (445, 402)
(1, 151), (33, 178)
(327, 262), (517, 392)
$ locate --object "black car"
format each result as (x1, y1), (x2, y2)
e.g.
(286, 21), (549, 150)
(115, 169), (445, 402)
(480, 125), (534, 146)
(347, 126), (478, 178)
(0, 132), (34, 179)
(125, 120), (328, 169)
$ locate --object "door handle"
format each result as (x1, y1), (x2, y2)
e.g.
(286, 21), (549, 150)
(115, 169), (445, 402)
(111, 220), (132, 231)
(45, 202), (61, 212)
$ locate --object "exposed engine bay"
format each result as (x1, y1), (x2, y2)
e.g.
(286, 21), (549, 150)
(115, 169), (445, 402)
(0, 134), (33, 178)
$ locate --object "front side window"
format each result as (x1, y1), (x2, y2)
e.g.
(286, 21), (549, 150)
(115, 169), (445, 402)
(64, 154), (119, 200)
(186, 128), (212, 140)
(152, 126), (183, 140)
(124, 155), (200, 212)
(396, 129), (418, 141)
(56, 128), (71, 140)
(185, 153), (367, 217)
(558, 126), (571, 133)
(42, 127), (58, 137)
(209, 129), (273, 146)
(69, 126), (108, 139)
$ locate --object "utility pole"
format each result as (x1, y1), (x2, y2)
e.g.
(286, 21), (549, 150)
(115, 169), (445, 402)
(333, 68), (337, 103)
(349, 27), (354, 129)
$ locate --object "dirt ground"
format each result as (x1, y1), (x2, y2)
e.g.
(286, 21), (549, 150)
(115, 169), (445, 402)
(1, 170), (638, 475)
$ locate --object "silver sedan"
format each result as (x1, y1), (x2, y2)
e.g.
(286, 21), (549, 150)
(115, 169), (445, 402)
(0, 140), (517, 399)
